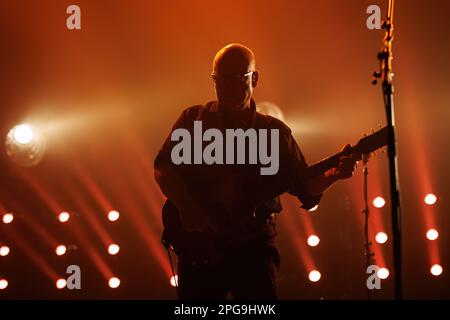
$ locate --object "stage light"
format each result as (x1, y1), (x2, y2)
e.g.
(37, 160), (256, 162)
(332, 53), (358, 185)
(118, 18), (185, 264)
(375, 232), (388, 244)
(426, 229), (439, 241)
(377, 267), (389, 279)
(170, 275), (179, 287)
(308, 205), (319, 212)
(12, 124), (33, 144)
(108, 210), (120, 222)
(2, 213), (14, 224)
(109, 277), (120, 288)
(0, 279), (8, 290)
(56, 245), (67, 256)
(58, 212), (70, 223)
(424, 193), (437, 205)
(0, 246), (10, 257)
(56, 278), (66, 289)
(5, 124), (46, 167)
(430, 264), (443, 276)
(108, 244), (120, 255)
(307, 235), (320, 247)
(308, 270), (321, 282)
(373, 197), (385, 208)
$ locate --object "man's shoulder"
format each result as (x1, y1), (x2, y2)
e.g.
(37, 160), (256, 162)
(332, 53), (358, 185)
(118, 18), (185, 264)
(180, 101), (215, 120)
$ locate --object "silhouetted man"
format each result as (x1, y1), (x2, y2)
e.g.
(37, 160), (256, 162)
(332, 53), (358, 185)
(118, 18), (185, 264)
(154, 43), (360, 299)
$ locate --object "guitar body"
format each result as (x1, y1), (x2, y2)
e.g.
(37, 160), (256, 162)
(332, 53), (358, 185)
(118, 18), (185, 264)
(161, 198), (280, 267)
(161, 199), (224, 267)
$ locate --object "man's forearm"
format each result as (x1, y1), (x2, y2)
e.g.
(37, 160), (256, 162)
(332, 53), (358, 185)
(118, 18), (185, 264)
(304, 170), (339, 196)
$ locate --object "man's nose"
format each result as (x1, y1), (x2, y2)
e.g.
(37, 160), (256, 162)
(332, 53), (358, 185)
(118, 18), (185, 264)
(219, 80), (245, 91)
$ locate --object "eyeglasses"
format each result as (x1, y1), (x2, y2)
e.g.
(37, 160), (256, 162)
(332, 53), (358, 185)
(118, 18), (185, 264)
(211, 71), (255, 84)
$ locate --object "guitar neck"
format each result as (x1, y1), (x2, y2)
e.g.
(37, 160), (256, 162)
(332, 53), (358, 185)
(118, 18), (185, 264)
(305, 146), (356, 179)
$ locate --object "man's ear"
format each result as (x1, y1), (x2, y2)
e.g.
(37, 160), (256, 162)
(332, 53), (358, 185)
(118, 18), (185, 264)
(252, 71), (259, 88)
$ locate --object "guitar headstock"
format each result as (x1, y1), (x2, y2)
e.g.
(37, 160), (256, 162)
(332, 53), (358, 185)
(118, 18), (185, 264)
(354, 126), (388, 155)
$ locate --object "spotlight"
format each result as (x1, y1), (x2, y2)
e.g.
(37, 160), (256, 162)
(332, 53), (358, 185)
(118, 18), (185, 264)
(377, 267), (389, 279)
(430, 264), (443, 276)
(0, 246), (10, 257)
(56, 278), (66, 289)
(108, 210), (120, 222)
(108, 244), (120, 255)
(307, 235), (320, 247)
(375, 232), (388, 244)
(5, 123), (46, 167)
(56, 245), (67, 256)
(109, 277), (120, 288)
(0, 279), (8, 290)
(12, 124), (33, 144)
(170, 275), (179, 287)
(373, 197), (385, 208)
(308, 270), (321, 282)
(308, 205), (319, 212)
(2, 213), (14, 224)
(58, 212), (70, 223)
(424, 193), (437, 205)
(426, 229), (439, 241)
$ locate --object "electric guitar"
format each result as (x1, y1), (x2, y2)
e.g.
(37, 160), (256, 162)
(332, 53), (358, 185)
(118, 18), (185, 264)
(161, 126), (389, 266)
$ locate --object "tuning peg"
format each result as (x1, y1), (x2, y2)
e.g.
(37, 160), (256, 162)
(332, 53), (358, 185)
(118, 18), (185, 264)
(371, 71), (381, 85)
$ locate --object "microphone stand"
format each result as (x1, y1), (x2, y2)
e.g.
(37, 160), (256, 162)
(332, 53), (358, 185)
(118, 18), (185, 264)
(371, 0), (403, 300)
(362, 154), (375, 299)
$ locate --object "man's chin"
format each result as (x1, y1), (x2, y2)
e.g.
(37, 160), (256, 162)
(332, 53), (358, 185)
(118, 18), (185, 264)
(219, 99), (245, 110)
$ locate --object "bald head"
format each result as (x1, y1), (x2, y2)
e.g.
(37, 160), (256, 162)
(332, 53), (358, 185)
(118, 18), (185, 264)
(212, 44), (258, 112)
(212, 43), (256, 75)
